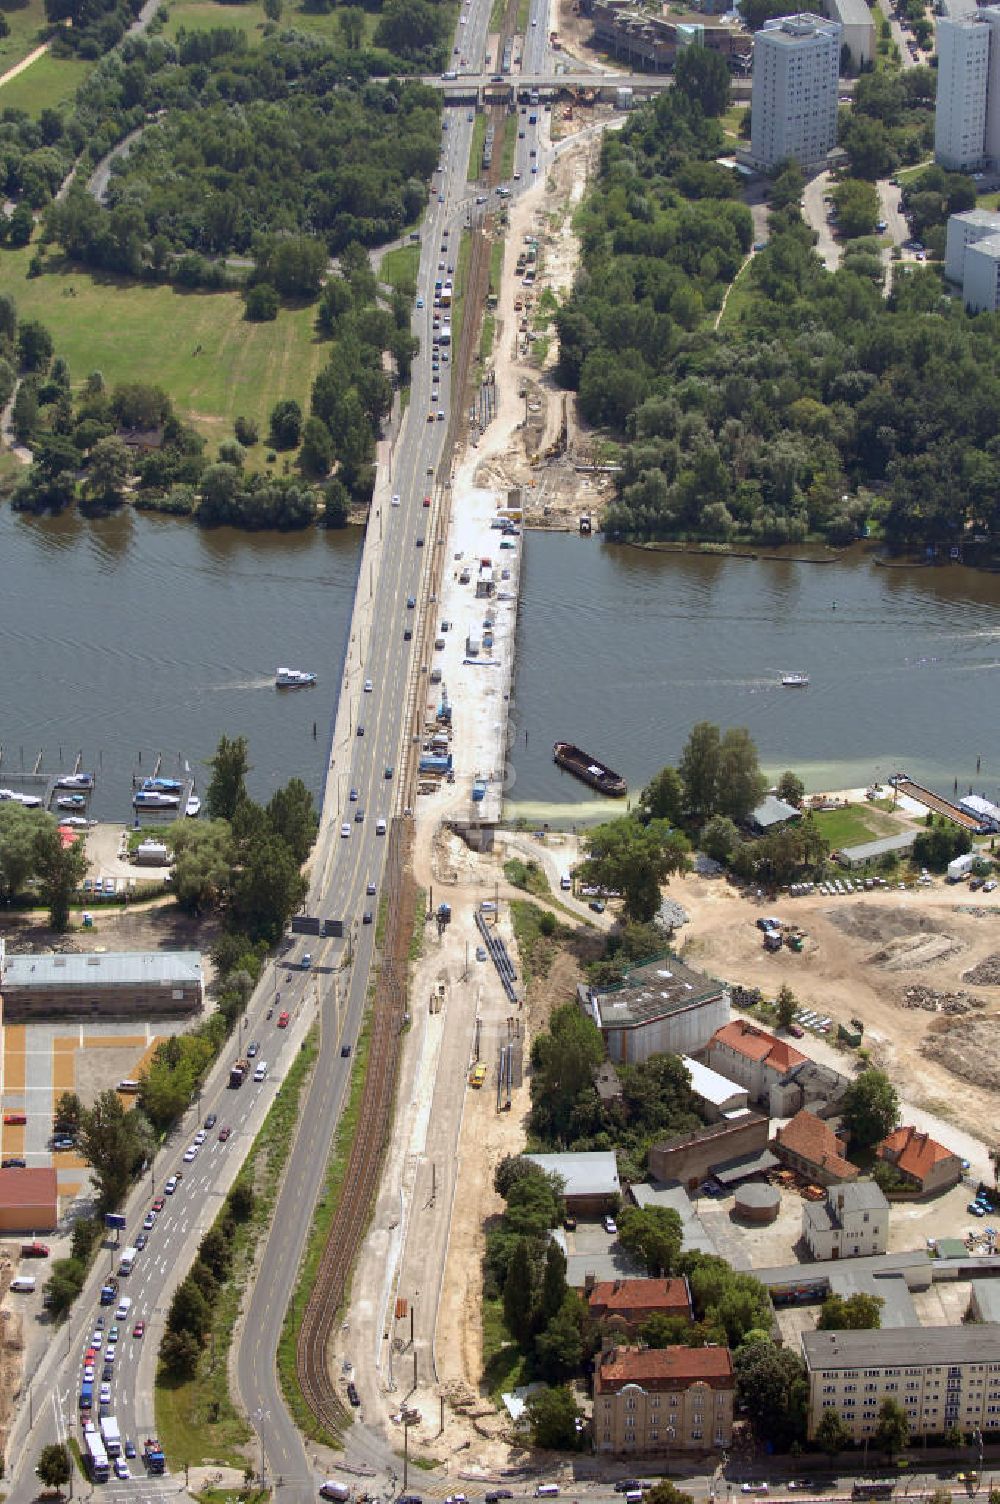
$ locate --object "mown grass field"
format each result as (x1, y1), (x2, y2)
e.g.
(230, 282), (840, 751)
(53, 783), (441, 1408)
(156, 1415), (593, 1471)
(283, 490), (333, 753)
(0, 0), (50, 75)
(0, 50), (92, 114)
(163, 0), (379, 46)
(811, 803), (907, 850)
(381, 241), (420, 292)
(0, 245), (330, 451)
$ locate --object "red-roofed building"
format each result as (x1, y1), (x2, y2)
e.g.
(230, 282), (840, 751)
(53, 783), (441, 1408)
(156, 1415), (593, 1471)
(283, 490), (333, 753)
(706, 1020), (807, 1109)
(594, 1345), (734, 1454)
(587, 1277), (692, 1333)
(773, 1109), (858, 1186)
(877, 1125), (963, 1195)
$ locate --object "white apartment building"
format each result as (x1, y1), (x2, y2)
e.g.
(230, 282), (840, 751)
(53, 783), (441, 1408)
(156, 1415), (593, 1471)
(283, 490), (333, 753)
(802, 1327), (1000, 1441)
(963, 233), (1000, 310)
(935, 9), (1000, 170)
(944, 207), (1000, 282)
(749, 14), (842, 173)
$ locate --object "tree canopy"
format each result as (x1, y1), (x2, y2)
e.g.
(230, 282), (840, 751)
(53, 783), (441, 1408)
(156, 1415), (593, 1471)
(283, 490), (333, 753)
(843, 1068), (900, 1148)
(579, 815), (690, 923)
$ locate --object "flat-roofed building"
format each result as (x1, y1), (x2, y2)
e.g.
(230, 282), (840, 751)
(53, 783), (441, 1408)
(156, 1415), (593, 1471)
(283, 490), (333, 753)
(594, 1344), (735, 1454)
(822, 0), (874, 67)
(802, 1325), (1000, 1440)
(681, 1054), (748, 1120)
(0, 1167), (58, 1232)
(749, 14), (842, 173)
(524, 1150), (621, 1216)
(2, 950), (203, 1019)
(579, 956), (729, 1065)
(649, 1113), (770, 1192)
(945, 208), (1000, 282)
(837, 831), (917, 870)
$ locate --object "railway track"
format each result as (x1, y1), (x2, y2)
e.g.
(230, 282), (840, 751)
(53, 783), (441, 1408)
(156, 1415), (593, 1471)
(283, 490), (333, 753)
(296, 818), (416, 1434)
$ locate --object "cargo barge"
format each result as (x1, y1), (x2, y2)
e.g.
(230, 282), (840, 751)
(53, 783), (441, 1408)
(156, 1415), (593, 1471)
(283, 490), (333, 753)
(553, 741), (627, 798)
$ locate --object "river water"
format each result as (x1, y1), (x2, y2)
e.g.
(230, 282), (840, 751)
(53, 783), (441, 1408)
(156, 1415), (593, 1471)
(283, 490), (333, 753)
(0, 506), (361, 820)
(4, 510), (1000, 827)
(507, 534), (1000, 822)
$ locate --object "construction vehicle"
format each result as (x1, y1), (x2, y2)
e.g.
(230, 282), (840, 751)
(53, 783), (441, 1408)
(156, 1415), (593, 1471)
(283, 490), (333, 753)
(229, 1057), (250, 1088)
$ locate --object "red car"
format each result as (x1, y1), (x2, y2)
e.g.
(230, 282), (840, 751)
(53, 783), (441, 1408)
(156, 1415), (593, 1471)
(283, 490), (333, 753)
(422, 494), (431, 507)
(152, 1196), (165, 1212)
(218, 1126), (232, 1142)
(277, 1010), (290, 1029)
(132, 1321), (145, 1339)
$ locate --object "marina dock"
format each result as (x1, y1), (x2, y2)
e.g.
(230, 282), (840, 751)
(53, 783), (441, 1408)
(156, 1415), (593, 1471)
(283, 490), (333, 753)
(890, 773), (983, 833)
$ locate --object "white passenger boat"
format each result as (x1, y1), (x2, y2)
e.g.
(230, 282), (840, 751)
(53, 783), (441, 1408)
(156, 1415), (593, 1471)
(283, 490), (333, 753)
(781, 672), (810, 688)
(133, 790), (181, 809)
(276, 667), (317, 688)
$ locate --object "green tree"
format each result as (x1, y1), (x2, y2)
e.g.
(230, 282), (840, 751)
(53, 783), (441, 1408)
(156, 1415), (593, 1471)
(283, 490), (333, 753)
(323, 477), (350, 528)
(679, 721), (722, 822)
(17, 319), (53, 372)
(617, 1204), (682, 1277)
(228, 829), (308, 943)
(205, 734), (250, 821)
(815, 1405), (853, 1460)
(685, 1255), (772, 1344)
(818, 1290), (883, 1330)
(701, 814), (740, 864)
(167, 1274), (211, 1343)
(639, 765), (685, 824)
(44, 1256), (86, 1317)
(299, 416), (334, 478)
(159, 1327), (201, 1379)
(524, 1384), (582, 1450)
(338, 6), (364, 47)
(269, 398), (302, 449)
(776, 770), (805, 806)
(874, 1395), (909, 1459)
(529, 1003), (606, 1145)
(166, 819), (234, 913)
(53, 1091), (83, 1134)
(36, 1443), (71, 1492)
(733, 1338), (808, 1449)
(0, 802), (45, 900)
(579, 815), (689, 923)
(85, 435), (130, 509)
(77, 1090), (153, 1211)
(266, 777), (317, 863)
(538, 1240), (569, 1328)
(534, 1294), (584, 1382)
(843, 1068), (900, 1148)
(70, 1216), (101, 1263)
(717, 726), (767, 823)
(245, 283), (279, 322)
(503, 1238), (535, 1345)
(504, 1170), (565, 1238)
(263, 0), (282, 19)
(234, 416), (259, 447)
(674, 44), (731, 116)
(33, 819), (87, 930)
(831, 178), (880, 239)
(776, 983), (797, 1030)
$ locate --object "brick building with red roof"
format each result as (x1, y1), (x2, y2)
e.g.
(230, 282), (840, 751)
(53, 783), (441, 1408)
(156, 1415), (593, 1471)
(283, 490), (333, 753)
(773, 1109), (858, 1186)
(587, 1276), (692, 1333)
(877, 1125), (963, 1194)
(594, 1344), (734, 1454)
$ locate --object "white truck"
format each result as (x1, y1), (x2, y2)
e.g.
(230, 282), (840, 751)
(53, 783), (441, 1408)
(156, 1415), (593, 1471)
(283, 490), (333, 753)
(947, 852), (976, 882)
(100, 1415), (122, 1457)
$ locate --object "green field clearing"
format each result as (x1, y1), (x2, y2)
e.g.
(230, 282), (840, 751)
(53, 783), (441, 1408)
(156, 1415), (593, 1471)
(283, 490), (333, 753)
(164, 0), (379, 45)
(0, 246), (329, 451)
(0, 50), (91, 114)
(811, 804), (908, 850)
(381, 242), (420, 292)
(0, 0), (51, 76)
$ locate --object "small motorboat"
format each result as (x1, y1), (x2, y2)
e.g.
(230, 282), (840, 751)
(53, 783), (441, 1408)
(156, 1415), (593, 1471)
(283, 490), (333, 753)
(781, 672), (810, 688)
(55, 772), (94, 790)
(185, 795), (201, 818)
(56, 794), (87, 810)
(134, 790), (180, 809)
(276, 667), (317, 688)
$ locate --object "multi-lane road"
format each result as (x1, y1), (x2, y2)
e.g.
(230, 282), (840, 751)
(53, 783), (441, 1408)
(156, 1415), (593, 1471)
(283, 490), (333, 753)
(8, 6), (555, 1502)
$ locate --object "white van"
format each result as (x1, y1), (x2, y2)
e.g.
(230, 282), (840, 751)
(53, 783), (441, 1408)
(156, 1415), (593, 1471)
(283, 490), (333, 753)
(254, 1061), (268, 1083)
(376, 818), (387, 835)
(559, 873), (572, 891)
(115, 1296), (132, 1321)
(10, 1276), (36, 1292)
